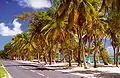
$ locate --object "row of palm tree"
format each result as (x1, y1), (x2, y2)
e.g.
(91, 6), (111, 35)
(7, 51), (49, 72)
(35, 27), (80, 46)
(1, 0), (120, 68)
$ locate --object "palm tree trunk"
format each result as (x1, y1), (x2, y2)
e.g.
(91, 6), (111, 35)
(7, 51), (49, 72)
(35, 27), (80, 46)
(56, 43), (60, 61)
(38, 53), (40, 63)
(71, 50), (74, 62)
(82, 36), (87, 68)
(99, 40), (108, 65)
(82, 47), (87, 69)
(68, 52), (72, 67)
(78, 48), (82, 67)
(88, 38), (91, 64)
(48, 51), (52, 65)
(94, 35), (97, 68)
(93, 51), (97, 68)
(116, 46), (119, 67)
(77, 31), (82, 67)
(43, 56), (47, 64)
(100, 52), (108, 65)
(113, 46), (116, 64)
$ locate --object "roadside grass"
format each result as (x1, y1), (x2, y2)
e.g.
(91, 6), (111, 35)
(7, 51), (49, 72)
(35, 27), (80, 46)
(0, 62), (8, 78)
(0, 57), (2, 60)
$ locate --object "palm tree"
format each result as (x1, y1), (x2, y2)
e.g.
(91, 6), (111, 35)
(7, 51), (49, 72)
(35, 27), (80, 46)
(16, 11), (53, 63)
(43, 0), (99, 68)
(11, 32), (36, 61)
(13, 0), (119, 68)
(101, 0), (120, 66)
(4, 42), (13, 59)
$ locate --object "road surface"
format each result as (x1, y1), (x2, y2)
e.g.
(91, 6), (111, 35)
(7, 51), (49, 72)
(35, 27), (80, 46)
(1, 60), (81, 78)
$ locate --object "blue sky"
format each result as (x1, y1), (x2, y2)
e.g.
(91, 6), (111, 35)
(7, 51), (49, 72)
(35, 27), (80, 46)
(0, 0), (114, 55)
(0, 0), (51, 50)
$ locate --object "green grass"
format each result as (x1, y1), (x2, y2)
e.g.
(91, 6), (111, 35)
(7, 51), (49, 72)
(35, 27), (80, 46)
(0, 57), (2, 60)
(0, 62), (8, 78)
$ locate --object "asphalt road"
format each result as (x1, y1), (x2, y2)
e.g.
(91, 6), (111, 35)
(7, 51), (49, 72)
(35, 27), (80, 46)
(0, 60), (81, 78)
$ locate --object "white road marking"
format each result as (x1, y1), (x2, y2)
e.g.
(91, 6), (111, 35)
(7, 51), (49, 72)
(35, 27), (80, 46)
(30, 69), (49, 78)
(71, 73), (93, 78)
(30, 70), (35, 72)
(36, 72), (45, 77)
(10, 61), (49, 78)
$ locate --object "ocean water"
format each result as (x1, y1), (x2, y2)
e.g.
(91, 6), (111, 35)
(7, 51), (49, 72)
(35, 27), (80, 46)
(111, 56), (120, 62)
(86, 56), (120, 63)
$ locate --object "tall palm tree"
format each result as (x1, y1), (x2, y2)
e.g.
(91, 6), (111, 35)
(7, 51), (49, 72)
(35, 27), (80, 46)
(11, 32), (36, 60)
(101, 0), (120, 66)
(16, 11), (53, 63)
(42, 0), (98, 68)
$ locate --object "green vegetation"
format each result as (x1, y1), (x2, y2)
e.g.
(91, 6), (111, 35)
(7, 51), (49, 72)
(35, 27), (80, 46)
(0, 62), (8, 78)
(1, 0), (120, 68)
(0, 50), (4, 60)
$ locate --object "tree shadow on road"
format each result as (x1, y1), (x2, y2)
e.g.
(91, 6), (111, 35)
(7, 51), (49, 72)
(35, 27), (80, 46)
(4, 64), (38, 67)
(4, 64), (55, 71)
(24, 67), (55, 71)
(62, 70), (120, 78)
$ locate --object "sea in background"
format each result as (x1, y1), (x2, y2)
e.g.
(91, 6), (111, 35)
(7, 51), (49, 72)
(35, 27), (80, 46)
(58, 55), (120, 63)
(86, 56), (120, 63)
(111, 56), (120, 62)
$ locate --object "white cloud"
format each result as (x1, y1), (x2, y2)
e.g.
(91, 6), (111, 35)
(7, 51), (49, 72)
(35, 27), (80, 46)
(13, 0), (51, 9)
(0, 19), (23, 36)
(107, 46), (113, 50)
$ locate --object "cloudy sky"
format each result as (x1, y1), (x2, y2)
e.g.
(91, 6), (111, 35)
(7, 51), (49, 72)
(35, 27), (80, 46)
(0, 0), (114, 56)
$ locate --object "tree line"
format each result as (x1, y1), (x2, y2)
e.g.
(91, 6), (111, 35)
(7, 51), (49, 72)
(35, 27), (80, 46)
(0, 0), (120, 68)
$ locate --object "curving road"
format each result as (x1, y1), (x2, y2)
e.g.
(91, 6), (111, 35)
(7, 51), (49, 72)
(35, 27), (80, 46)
(1, 60), (81, 78)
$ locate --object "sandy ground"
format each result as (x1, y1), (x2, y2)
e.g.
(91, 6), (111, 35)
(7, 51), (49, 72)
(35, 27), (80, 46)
(16, 60), (120, 78)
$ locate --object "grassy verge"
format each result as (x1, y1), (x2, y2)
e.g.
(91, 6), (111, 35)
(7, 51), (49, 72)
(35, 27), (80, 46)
(0, 62), (8, 78)
(0, 57), (2, 60)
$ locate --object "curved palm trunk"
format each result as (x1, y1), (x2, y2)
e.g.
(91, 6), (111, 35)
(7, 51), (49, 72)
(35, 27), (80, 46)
(113, 46), (116, 64)
(100, 50), (108, 65)
(82, 38), (87, 68)
(100, 52), (108, 65)
(56, 42), (60, 61)
(116, 46), (119, 67)
(38, 53), (40, 63)
(68, 52), (72, 67)
(82, 47), (88, 69)
(94, 35), (97, 68)
(100, 39), (108, 65)
(43, 47), (47, 64)
(71, 50), (74, 62)
(21, 54), (24, 60)
(93, 51), (97, 68)
(77, 47), (82, 67)
(88, 38), (91, 64)
(48, 51), (52, 65)
(43, 56), (47, 64)
(77, 31), (82, 67)
(78, 28), (87, 68)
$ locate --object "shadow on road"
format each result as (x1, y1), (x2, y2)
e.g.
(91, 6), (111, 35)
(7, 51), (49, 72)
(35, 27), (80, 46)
(24, 65), (71, 71)
(62, 70), (120, 78)
(4, 64), (55, 71)
(4, 64), (38, 67)
(25, 67), (55, 71)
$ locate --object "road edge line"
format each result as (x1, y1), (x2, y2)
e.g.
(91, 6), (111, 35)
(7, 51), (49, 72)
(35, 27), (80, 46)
(1, 63), (12, 78)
